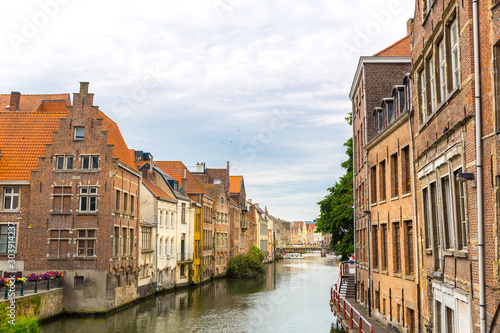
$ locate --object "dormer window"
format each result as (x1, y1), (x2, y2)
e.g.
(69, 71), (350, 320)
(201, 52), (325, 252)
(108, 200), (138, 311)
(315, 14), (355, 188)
(382, 99), (394, 125)
(74, 127), (85, 140)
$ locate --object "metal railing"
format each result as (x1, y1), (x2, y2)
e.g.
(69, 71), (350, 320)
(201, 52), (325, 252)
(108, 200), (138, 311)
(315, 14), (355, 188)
(331, 261), (373, 333)
(0, 278), (62, 299)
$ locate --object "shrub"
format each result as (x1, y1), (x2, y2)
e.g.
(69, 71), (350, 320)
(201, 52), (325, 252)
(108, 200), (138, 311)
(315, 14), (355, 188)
(0, 303), (40, 333)
(251, 245), (265, 262)
(228, 254), (265, 278)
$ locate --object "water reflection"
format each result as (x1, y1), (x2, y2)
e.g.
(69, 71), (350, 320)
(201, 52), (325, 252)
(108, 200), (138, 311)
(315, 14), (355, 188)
(43, 253), (344, 333)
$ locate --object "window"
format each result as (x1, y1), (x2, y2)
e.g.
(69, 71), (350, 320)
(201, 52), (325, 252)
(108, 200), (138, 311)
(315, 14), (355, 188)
(115, 190), (120, 211)
(454, 169), (468, 250)
(406, 221), (414, 275)
(423, 187), (431, 249)
(394, 222), (401, 273)
(446, 307), (455, 333)
(77, 229), (96, 257)
(379, 160), (386, 201)
(79, 186), (97, 212)
(130, 195), (135, 215)
(182, 203), (186, 223)
(52, 186), (72, 213)
(430, 182), (442, 270)
(438, 40), (447, 101)
(74, 127), (84, 139)
(372, 225), (378, 269)
(391, 153), (399, 198)
(129, 229), (134, 256)
(429, 57), (436, 111)
(3, 187), (19, 210)
(74, 276), (84, 290)
(378, 109), (383, 132)
(370, 166), (377, 204)
(450, 20), (460, 90)
(81, 155), (99, 170)
(122, 228), (127, 256)
(123, 193), (128, 214)
(402, 146), (411, 194)
(382, 224), (388, 270)
(142, 227), (152, 250)
(217, 212), (220, 224)
(113, 227), (119, 256)
(386, 101), (394, 124)
(56, 155), (74, 170)
(441, 175), (454, 250)
(0, 224), (16, 254)
(420, 70), (427, 123)
(495, 44), (500, 132)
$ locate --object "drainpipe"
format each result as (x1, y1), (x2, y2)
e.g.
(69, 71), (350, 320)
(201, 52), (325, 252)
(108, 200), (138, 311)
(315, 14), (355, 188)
(408, 76), (421, 333)
(472, 1), (485, 332)
(363, 71), (371, 317)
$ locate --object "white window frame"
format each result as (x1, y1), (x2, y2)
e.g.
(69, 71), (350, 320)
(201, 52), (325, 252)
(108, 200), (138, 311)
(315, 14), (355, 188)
(81, 155), (99, 170)
(450, 20), (460, 90)
(3, 187), (19, 211)
(74, 127), (85, 140)
(0, 223), (17, 254)
(438, 40), (447, 102)
(78, 186), (98, 212)
(56, 155), (74, 170)
(429, 57), (436, 112)
(420, 70), (427, 122)
(433, 282), (471, 333)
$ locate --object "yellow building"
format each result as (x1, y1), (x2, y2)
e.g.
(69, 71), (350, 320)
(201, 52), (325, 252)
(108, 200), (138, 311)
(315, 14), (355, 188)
(193, 204), (202, 284)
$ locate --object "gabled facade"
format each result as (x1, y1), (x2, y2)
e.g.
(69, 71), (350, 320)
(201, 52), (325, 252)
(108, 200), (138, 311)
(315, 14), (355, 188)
(0, 83), (142, 312)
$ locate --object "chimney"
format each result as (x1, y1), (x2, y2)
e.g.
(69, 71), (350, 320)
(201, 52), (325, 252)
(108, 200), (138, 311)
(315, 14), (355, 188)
(9, 92), (20, 111)
(181, 169), (188, 195)
(407, 18), (413, 36)
(248, 199), (252, 204)
(80, 82), (89, 95)
(196, 163), (205, 173)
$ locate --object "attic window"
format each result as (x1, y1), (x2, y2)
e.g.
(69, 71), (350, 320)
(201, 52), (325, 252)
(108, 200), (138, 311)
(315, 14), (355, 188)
(74, 127), (85, 140)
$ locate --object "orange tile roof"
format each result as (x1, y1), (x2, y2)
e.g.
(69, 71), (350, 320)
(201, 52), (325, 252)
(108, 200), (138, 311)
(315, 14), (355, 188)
(98, 111), (137, 171)
(142, 179), (176, 202)
(155, 161), (208, 196)
(229, 176), (242, 194)
(0, 95), (136, 180)
(373, 35), (410, 57)
(0, 94), (71, 112)
(0, 112), (65, 181)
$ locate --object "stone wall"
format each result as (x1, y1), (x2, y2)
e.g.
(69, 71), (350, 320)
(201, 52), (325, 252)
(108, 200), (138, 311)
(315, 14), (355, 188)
(0, 288), (63, 320)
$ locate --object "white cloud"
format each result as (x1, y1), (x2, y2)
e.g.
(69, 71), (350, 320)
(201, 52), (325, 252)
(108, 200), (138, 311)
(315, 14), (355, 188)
(0, 0), (413, 220)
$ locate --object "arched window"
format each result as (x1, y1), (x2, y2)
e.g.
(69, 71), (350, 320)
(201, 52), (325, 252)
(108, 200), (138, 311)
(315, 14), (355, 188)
(159, 238), (163, 256)
(171, 238), (175, 255)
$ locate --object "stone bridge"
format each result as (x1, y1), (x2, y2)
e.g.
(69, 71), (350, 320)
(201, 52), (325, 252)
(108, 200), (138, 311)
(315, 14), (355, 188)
(277, 245), (335, 257)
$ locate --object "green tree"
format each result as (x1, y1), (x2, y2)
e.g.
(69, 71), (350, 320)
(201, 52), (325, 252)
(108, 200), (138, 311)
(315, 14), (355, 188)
(316, 114), (353, 261)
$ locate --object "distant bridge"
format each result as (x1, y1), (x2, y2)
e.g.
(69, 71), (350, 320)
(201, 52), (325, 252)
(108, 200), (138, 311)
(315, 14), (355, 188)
(277, 245), (335, 257)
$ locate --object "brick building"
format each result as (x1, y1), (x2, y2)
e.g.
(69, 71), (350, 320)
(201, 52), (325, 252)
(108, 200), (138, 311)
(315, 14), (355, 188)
(0, 83), (142, 312)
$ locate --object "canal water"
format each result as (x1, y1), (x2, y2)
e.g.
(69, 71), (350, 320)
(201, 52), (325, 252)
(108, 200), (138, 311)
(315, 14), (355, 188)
(42, 252), (343, 333)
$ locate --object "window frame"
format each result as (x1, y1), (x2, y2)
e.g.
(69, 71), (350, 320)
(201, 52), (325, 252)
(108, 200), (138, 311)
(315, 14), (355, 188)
(74, 127), (85, 140)
(420, 69), (427, 124)
(52, 185), (72, 214)
(76, 229), (96, 257)
(438, 39), (447, 102)
(450, 20), (460, 90)
(81, 155), (99, 170)
(78, 186), (98, 213)
(56, 155), (74, 171)
(0, 223), (17, 254)
(454, 167), (468, 250)
(3, 187), (20, 211)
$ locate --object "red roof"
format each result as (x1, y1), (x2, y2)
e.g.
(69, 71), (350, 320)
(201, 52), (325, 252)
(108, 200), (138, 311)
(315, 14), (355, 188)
(373, 35), (410, 57)
(0, 112), (65, 181)
(229, 176), (242, 194)
(155, 161), (208, 196)
(0, 93), (71, 112)
(0, 91), (136, 180)
(142, 179), (176, 202)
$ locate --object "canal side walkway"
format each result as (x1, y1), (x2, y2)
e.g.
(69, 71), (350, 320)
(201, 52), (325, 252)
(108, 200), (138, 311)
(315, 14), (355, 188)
(333, 296), (393, 333)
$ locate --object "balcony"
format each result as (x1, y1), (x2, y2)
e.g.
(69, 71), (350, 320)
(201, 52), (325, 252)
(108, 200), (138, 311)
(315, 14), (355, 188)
(177, 253), (194, 262)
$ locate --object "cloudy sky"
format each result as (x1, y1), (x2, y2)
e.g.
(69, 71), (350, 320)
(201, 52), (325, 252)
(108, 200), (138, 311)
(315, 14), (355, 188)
(0, 0), (414, 221)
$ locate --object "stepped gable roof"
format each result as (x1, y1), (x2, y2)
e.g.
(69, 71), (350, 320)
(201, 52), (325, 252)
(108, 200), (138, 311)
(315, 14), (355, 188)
(229, 175), (243, 194)
(0, 111), (65, 181)
(373, 35), (410, 57)
(0, 93), (71, 112)
(155, 161), (208, 196)
(142, 179), (176, 203)
(0, 90), (137, 180)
